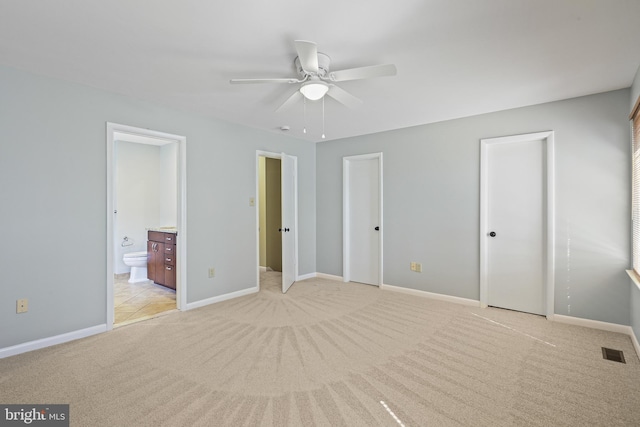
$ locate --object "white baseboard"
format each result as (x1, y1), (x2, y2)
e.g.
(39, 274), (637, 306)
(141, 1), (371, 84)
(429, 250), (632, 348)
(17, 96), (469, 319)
(316, 273), (344, 281)
(381, 284), (481, 307)
(552, 314), (632, 335)
(0, 324), (107, 359)
(631, 328), (640, 361)
(259, 266), (267, 273)
(185, 286), (259, 311)
(297, 272), (316, 281)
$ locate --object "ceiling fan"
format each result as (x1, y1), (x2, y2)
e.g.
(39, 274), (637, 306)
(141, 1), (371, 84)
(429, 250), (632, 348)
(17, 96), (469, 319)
(230, 40), (397, 112)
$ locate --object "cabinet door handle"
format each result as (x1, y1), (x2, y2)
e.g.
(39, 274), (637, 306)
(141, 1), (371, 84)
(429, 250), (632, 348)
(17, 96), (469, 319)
(165, 258), (171, 262)
(165, 266), (172, 271)
(166, 237), (171, 240)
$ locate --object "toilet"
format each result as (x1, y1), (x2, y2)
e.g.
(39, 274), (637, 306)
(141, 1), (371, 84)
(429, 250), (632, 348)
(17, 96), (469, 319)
(123, 251), (149, 283)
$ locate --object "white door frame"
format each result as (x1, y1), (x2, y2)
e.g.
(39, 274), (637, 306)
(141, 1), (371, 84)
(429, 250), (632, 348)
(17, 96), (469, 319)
(480, 131), (555, 319)
(343, 152), (383, 285)
(255, 150), (299, 290)
(106, 122), (188, 330)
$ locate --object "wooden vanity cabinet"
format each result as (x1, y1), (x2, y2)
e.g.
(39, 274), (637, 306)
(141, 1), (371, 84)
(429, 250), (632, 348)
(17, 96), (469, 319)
(147, 231), (177, 290)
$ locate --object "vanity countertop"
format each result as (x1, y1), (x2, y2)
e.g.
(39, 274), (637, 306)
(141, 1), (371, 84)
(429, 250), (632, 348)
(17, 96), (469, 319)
(147, 227), (177, 234)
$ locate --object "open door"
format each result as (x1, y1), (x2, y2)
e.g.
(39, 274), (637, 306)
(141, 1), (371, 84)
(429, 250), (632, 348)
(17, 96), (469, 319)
(281, 153), (297, 293)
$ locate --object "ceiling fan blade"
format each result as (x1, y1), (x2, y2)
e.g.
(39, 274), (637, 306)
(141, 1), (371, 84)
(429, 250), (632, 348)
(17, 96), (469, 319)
(329, 64), (397, 82)
(326, 85), (363, 108)
(294, 40), (319, 74)
(230, 78), (300, 84)
(276, 91), (303, 113)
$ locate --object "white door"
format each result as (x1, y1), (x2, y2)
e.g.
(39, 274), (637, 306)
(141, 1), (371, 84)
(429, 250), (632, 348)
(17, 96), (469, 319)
(281, 153), (297, 293)
(344, 154), (382, 286)
(483, 136), (549, 315)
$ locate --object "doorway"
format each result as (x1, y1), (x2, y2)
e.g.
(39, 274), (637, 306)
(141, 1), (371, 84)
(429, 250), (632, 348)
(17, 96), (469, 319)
(343, 153), (383, 286)
(256, 151), (298, 293)
(480, 131), (555, 317)
(259, 156), (282, 274)
(106, 123), (187, 330)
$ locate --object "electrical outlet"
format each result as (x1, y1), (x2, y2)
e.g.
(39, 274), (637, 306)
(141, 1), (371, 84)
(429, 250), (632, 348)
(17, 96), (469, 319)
(249, 197), (255, 207)
(16, 299), (28, 313)
(410, 262), (416, 272)
(208, 268), (215, 278)
(415, 263), (422, 273)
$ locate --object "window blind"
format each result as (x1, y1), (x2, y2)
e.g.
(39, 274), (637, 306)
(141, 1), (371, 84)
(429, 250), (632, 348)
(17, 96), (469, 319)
(631, 96), (640, 275)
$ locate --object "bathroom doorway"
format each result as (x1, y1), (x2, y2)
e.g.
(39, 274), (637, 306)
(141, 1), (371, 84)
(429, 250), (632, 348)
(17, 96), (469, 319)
(106, 123), (187, 330)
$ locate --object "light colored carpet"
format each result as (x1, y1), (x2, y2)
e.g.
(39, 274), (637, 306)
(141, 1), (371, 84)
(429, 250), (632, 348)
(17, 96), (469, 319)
(1, 272), (639, 426)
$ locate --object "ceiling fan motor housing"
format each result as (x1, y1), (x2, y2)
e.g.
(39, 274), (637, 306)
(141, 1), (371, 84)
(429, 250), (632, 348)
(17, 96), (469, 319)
(295, 53), (331, 79)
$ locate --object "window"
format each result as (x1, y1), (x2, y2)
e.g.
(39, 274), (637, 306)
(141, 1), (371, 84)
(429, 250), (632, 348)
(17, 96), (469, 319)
(631, 96), (640, 275)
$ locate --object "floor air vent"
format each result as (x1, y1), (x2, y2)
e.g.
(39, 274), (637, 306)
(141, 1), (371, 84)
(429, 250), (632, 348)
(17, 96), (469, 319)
(601, 347), (626, 363)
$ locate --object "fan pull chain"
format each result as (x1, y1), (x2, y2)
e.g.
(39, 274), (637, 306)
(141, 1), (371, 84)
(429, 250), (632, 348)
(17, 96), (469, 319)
(303, 97), (307, 134)
(321, 97), (326, 139)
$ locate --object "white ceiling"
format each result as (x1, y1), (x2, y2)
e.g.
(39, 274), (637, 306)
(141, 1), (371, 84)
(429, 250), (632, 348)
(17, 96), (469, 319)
(1, 1), (639, 143)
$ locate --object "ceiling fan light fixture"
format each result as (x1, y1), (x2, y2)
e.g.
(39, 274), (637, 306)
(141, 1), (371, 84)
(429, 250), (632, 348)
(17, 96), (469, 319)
(300, 81), (329, 101)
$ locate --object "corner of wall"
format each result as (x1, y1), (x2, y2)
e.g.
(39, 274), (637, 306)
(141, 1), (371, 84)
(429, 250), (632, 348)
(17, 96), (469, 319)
(631, 63), (640, 111)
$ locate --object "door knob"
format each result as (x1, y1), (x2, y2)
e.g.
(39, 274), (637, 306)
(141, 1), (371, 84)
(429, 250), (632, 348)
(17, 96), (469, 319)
(374, 226), (380, 231)
(489, 231), (496, 237)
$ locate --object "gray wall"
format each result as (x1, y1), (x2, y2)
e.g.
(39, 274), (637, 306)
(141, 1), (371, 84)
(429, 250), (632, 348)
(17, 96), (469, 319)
(0, 65), (316, 349)
(317, 89), (631, 325)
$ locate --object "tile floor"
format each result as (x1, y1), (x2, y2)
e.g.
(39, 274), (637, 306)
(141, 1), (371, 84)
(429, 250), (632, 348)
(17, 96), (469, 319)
(114, 275), (176, 326)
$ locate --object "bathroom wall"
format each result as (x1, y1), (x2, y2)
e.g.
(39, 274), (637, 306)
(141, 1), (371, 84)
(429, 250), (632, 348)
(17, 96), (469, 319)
(114, 141), (162, 274)
(158, 142), (178, 227)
